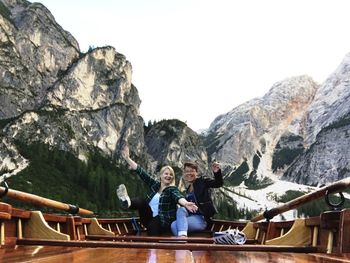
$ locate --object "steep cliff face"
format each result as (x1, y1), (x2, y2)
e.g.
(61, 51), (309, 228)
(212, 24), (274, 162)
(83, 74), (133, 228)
(283, 124), (350, 185)
(205, 55), (350, 214)
(207, 75), (319, 182)
(0, 137), (28, 176)
(305, 53), (350, 145)
(145, 119), (208, 175)
(0, 0), (79, 119)
(0, 0), (146, 177)
(282, 53), (350, 185)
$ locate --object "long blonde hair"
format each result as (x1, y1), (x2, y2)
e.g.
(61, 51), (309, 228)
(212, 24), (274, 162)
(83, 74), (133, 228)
(159, 165), (176, 186)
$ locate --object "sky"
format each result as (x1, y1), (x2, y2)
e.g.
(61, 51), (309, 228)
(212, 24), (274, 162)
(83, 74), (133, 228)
(36, 0), (350, 131)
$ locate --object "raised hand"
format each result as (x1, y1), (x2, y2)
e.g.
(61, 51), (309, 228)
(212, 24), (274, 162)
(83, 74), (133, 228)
(212, 160), (221, 173)
(121, 145), (137, 170)
(121, 145), (130, 160)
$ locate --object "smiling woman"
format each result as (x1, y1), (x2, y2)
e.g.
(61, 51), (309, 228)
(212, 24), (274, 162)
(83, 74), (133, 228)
(117, 144), (197, 236)
(171, 160), (224, 237)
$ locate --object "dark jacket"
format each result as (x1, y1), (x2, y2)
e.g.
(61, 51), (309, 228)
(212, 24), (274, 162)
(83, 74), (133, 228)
(190, 169), (223, 222)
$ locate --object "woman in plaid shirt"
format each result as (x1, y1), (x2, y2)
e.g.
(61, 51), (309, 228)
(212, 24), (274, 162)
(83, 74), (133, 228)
(117, 145), (198, 236)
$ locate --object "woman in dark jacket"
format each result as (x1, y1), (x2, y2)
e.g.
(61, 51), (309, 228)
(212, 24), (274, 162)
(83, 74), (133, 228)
(171, 160), (223, 236)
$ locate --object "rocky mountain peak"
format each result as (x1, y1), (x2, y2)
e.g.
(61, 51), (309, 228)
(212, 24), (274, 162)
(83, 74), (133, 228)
(0, 0), (80, 119)
(282, 53), (350, 186)
(305, 52), (350, 145)
(46, 47), (137, 111)
(145, 119), (208, 175)
(1, 1), (350, 219)
(207, 75), (319, 179)
(0, 0), (145, 178)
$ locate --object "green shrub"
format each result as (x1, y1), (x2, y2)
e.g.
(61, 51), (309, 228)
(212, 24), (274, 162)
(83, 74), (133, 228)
(272, 148), (303, 172)
(4, 141), (147, 217)
(0, 2), (12, 22)
(225, 161), (249, 186)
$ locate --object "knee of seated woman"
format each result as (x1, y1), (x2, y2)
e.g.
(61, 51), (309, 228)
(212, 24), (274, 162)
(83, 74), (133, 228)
(177, 206), (188, 215)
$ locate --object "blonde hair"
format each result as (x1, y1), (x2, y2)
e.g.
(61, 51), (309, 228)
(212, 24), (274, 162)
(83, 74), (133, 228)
(178, 176), (187, 192)
(159, 165), (176, 186)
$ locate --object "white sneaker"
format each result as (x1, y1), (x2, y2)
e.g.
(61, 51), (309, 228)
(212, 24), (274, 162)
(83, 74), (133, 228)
(213, 229), (246, 245)
(116, 184), (131, 209)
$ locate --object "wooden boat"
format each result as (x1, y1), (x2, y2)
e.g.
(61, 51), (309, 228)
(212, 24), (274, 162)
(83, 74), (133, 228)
(1, 177), (350, 262)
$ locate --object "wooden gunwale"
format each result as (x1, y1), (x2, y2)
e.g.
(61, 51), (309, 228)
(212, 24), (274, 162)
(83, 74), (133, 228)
(0, 187), (93, 215)
(1, 177), (350, 258)
(11, 207), (32, 218)
(251, 177), (350, 222)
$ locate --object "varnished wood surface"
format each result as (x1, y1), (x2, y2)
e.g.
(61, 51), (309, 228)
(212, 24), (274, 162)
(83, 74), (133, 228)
(1, 245), (350, 263)
(86, 234), (257, 244)
(0, 187), (93, 215)
(0, 246), (193, 263)
(86, 234), (215, 243)
(192, 251), (350, 263)
(251, 177), (350, 222)
(16, 238), (318, 252)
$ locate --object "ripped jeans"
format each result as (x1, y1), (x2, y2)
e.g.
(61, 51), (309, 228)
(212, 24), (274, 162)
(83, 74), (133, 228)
(170, 207), (207, 236)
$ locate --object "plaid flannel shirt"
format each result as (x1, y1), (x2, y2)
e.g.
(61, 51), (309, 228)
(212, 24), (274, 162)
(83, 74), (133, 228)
(135, 165), (184, 228)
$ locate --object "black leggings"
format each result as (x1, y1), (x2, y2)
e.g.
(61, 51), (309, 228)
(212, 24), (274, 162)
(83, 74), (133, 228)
(129, 197), (169, 236)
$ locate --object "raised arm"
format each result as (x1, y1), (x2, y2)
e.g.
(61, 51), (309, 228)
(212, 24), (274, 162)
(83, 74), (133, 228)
(121, 145), (137, 170)
(122, 145), (158, 187)
(204, 160), (223, 188)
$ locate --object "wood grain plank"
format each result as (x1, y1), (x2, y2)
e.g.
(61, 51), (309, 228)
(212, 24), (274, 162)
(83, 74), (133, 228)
(192, 251), (350, 263)
(0, 246), (193, 263)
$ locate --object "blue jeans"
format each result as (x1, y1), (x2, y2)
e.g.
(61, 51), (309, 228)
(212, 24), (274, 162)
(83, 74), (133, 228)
(171, 207), (207, 236)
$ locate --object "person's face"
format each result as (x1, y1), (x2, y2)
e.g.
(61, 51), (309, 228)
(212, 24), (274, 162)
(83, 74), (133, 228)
(183, 166), (198, 183)
(160, 168), (174, 186)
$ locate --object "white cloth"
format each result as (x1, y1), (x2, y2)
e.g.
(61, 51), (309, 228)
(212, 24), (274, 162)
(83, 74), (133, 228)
(213, 229), (247, 245)
(149, 193), (160, 217)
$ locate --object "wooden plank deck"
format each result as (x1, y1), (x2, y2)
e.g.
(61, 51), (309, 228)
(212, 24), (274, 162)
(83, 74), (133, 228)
(16, 238), (319, 252)
(0, 246), (193, 263)
(192, 251), (350, 263)
(1, 245), (350, 263)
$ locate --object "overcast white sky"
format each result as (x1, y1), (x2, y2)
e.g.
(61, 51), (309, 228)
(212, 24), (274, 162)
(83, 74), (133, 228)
(37, 0), (350, 131)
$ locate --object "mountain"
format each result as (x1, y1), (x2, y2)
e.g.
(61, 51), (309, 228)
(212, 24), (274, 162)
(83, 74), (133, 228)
(207, 75), (318, 179)
(0, 0), (349, 219)
(283, 54), (350, 185)
(206, 60), (350, 218)
(0, 0), (146, 171)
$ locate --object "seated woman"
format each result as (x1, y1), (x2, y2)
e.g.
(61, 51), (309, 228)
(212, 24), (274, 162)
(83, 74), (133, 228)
(117, 145), (197, 236)
(171, 160), (223, 237)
